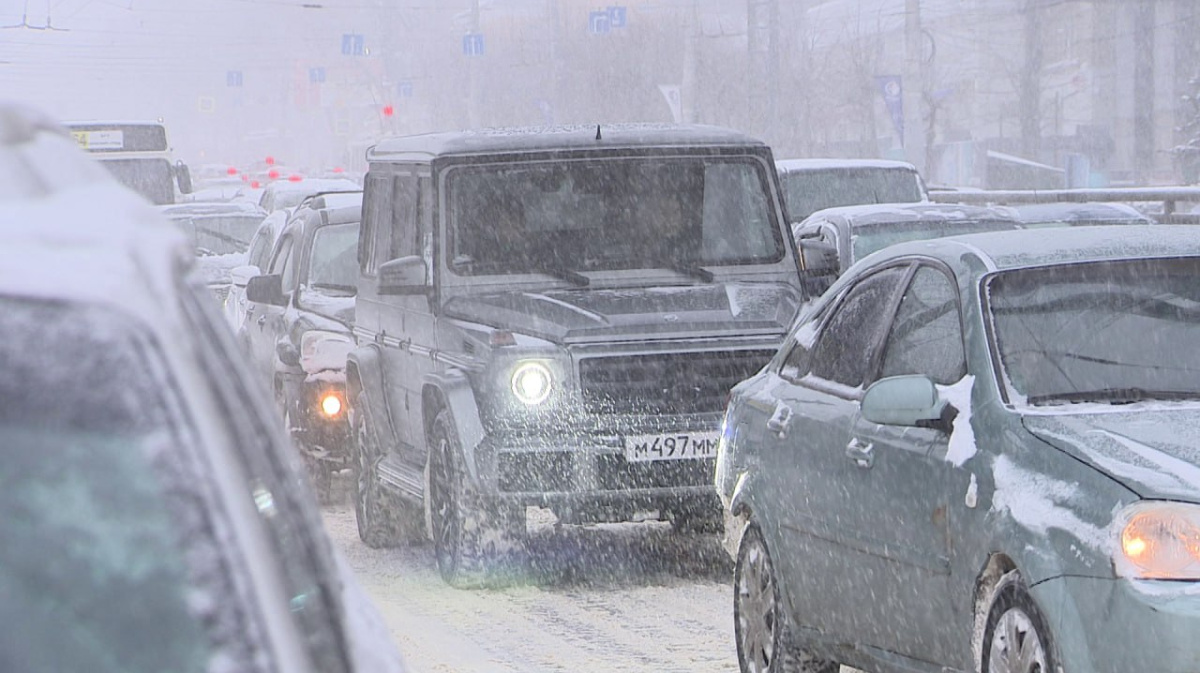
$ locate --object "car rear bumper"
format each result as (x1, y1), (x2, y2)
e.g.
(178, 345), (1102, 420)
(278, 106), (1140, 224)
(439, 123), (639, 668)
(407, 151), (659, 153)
(1032, 575), (1200, 673)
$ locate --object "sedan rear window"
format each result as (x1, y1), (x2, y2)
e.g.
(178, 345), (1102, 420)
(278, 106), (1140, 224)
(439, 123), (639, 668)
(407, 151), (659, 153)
(0, 297), (255, 673)
(986, 257), (1200, 405)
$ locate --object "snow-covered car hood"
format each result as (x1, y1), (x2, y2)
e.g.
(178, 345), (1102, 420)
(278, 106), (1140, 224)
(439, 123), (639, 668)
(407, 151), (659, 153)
(442, 282), (801, 344)
(298, 288), (355, 329)
(1023, 409), (1200, 502)
(195, 252), (247, 287)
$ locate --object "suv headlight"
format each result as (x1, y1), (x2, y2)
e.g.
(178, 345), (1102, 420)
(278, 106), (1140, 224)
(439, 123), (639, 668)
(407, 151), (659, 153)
(1114, 501), (1200, 580)
(300, 330), (353, 375)
(510, 360), (553, 405)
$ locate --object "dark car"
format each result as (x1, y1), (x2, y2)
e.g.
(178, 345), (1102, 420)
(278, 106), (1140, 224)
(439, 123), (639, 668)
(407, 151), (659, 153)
(0, 102), (404, 673)
(347, 124), (806, 587)
(160, 200), (269, 301)
(717, 225), (1200, 673)
(999, 201), (1156, 228)
(244, 191), (362, 500)
(775, 158), (928, 222)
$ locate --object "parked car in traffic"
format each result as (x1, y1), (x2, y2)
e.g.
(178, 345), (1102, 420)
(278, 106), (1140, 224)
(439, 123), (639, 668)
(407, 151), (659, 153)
(258, 177), (362, 213)
(792, 202), (1023, 293)
(160, 200), (268, 301)
(775, 158), (928, 222)
(349, 124), (807, 587)
(242, 191), (362, 501)
(716, 225), (1200, 673)
(0, 102), (404, 673)
(999, 201), (1156, 228)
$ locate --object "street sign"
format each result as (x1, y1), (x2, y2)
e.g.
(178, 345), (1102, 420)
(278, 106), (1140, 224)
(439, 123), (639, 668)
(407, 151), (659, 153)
(608, 6), (627, 28)
(226, 70), (243, 87)
(341, 33), (365, 56)
(309, 67), (326, 83)
(588, 11), (610, 34)
(462, 32), (484, 56)
(397, 81), (414, 98)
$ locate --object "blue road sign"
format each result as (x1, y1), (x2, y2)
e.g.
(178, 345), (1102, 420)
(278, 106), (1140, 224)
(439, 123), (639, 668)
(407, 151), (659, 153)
(588, 10), (611, 34)
(309, 67), (326, 83)
(341, 33), (365, 56)
(608, 6), (627, 28)
(397, 81), (414, 98)
(226, 70), (243, 87)
(462, 32), (484, 56)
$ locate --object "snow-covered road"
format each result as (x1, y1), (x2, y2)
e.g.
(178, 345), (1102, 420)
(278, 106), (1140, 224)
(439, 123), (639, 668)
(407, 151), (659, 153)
(321, 477), (739, 673)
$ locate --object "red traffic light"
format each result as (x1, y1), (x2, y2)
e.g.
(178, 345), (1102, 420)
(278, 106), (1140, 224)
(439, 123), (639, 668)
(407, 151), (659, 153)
(265, 156), (276, 166)
(382, 104), (394, 117)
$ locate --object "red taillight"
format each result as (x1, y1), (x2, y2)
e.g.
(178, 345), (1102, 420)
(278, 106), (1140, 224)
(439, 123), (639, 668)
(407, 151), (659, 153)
(288, 174), (303, 182)
(267, 169), (280, 180)
(227, 166), (238, 176)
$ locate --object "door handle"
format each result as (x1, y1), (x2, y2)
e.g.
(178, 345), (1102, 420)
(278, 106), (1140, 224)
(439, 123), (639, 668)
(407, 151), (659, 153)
(766, 404), (792, 437)
(257, 315), (267, 327)
(845, 438), (874, 468)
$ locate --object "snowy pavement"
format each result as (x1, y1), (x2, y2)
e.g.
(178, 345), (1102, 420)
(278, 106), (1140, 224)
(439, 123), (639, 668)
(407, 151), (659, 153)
(321, 475), (740, 673)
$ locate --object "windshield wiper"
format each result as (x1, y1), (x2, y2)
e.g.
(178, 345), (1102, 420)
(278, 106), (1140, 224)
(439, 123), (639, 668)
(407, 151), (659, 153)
(530, 266), (590, 287)
(1028, 388), (1200, 406)
(667, 262), (715, 283)
(310, 282), (357, 293)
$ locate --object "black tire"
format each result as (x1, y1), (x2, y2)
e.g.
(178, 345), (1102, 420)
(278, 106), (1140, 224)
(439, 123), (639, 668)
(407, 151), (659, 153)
(352, 393), (424, 548)
(734, 526), (838, 673)
(427, 408), (527, 588)
(981, 571), (1056, 673)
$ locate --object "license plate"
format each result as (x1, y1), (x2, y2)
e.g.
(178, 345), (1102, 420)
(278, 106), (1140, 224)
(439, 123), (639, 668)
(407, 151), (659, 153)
(623, 431), (720, 462)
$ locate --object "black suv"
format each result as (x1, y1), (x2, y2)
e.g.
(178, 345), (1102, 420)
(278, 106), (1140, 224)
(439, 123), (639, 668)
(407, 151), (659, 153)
(348, 124), (805, 586)
(244, 191), (363, 499)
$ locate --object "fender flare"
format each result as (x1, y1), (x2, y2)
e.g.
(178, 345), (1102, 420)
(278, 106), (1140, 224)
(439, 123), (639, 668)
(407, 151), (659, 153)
(346, 345), (395, 450)
(421, 368), (485, 483)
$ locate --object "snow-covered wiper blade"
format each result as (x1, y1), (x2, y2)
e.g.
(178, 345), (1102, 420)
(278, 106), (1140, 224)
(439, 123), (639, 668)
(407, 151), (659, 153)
(1028, 388), (1200, 406)
(667, 261), (715, 283)
(530, 265), (590, 287)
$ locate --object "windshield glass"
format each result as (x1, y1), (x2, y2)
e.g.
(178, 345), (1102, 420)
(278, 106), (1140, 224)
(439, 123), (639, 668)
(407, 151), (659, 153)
(852, 219), (1021, 261)
(0, 297), (249, 672)
(171, 214), (264, 256)
(307, 221), (359, 289)
(97, 157), (175, 205)
(447, 157), (782, 275)
(987, 257), (1200, 405)
(779, 168), (924, 221)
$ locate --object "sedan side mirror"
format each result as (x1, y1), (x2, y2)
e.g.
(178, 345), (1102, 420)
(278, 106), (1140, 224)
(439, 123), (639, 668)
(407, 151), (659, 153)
(861, 375), (954, 431)
(378, 256), (429, 296)
(276, 340), (300, 368)
(229, 264), (261, 288)
(245, 274), (288, 307)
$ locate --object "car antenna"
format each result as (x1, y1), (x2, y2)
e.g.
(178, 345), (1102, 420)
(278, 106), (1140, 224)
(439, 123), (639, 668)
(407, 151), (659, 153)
(595, 124), (602, 141)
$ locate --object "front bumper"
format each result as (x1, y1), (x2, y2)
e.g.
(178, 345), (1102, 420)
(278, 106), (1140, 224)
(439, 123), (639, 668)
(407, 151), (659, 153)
(1032, 575), (1200, 672)
(285, 379), (351, 463)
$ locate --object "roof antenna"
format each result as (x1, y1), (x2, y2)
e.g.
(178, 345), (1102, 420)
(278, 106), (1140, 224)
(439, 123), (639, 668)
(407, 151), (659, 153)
(595, 124), (602, 141)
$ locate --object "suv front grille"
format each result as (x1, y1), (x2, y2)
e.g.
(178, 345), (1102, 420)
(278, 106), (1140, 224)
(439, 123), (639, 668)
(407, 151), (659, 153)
(579, 350), (775, 415)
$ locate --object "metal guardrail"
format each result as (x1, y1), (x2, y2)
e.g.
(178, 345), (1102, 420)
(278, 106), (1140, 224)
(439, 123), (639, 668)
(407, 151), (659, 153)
(928, 186), (1200, 223)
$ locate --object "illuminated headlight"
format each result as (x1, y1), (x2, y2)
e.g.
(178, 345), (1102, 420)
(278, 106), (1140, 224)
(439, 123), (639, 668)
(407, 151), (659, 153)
(320, 392), (343, 418)
(300, 330), (353, 375)
(510, 361), (553, 405)
(1114, 502), (1200, 580)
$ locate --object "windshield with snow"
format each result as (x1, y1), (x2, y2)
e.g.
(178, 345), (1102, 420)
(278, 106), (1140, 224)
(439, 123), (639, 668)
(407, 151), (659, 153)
(97, 158), (176, 206)
(779, 168), (925, 221)
(171, 214), (264, 256)
(987, 257), (1200, 405)
(0, 298), (250, 673)
(308, 221), (359, 291)
(852, 218), (1022, 260)
(447, 157), (783, 276)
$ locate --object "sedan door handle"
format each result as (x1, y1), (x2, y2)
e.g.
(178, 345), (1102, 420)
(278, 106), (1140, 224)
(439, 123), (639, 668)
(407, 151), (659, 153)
(257, 315), (267, 327)
(766, 404), (792, 437)
(845, 438), (874, 469)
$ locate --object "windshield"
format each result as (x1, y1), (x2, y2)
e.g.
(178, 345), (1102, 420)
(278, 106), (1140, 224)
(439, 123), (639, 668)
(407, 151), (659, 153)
(307, 221), (359, 290)
(0, 298), (250, 672)
(987, 257), (1200, 405)
(852, 218), (1021, 261)
(171, 213), (265, 256)
(779, 168), (924, 221)
(447, 157), (783, 276)
(97, 157), (175, 205)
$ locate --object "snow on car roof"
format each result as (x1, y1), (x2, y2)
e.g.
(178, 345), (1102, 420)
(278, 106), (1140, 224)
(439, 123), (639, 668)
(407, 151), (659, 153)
(368, 123), (766, 160)
(804, 201), (1013, 226)
(262, 177), (361, 195)
(160, 200), (267, 218)
(775, 158), (919, 173)
(893, 225), (1200, 270)
(1007, 201), (1153, 223)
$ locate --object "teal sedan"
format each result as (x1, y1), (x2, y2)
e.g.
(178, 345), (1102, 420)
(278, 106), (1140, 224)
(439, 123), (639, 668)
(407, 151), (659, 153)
(715, 226), (1200, 673)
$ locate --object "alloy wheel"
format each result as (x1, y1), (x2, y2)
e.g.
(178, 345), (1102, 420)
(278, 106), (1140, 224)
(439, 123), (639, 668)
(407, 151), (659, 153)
(987, 607), (1048, 673)
(736, 530), (777, 673)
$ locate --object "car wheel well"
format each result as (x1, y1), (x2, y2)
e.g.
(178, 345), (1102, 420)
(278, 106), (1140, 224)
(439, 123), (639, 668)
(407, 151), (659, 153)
(422, 385), (446, 438)
(972, 553), (1018, 666)
(345, 362), (362, 401)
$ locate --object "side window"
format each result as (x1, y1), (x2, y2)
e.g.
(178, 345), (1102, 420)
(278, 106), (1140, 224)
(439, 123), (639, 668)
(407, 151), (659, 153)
(247, 229), (271, 271)
(359, 174), (393, 275)
(880, 265), (966, 385)
(779, 288), (844, 381)
(274, 236), (298, 290)
(391, 174), (420, 260)
(809, 265), (907, 387)
(419, 176), (434, 283)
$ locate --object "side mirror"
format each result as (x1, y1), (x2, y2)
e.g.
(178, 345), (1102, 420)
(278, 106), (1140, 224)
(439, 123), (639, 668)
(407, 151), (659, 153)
(861, 375), (954, 431)
(378, 256), (429, 295)
(229, 264), (261, 288)
(246, 274), (288, 306)
(276, 340), (300, 368)
(174, 161), (193, 194)
(798, 239), (839, 275)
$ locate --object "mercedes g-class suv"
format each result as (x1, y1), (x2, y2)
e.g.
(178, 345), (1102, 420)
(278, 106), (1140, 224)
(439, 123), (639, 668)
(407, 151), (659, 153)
(348, 124), (805, 586)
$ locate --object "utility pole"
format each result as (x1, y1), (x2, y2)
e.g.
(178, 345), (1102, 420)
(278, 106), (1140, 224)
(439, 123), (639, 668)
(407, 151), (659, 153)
(747, 0), (779, 140)
(681, 0), (700, 123)
(1018, 0), (1043, 159)
(1133, 0), (1156, 182)
(468, 0), (481, 128)
(902, 0), (927, 172)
